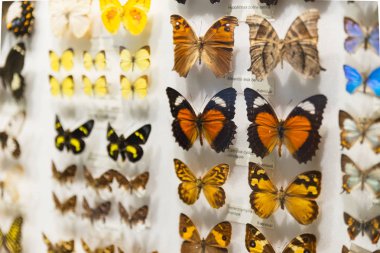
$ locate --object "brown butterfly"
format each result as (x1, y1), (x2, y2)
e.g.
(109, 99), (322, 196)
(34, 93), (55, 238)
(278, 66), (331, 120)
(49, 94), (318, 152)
(246, 9), (323, 80)
(112, 171), (149, 196)
(51, 161), (77, 184)
(52, 192), (76, 214)
(170, 15), (239, 78)
(344, 212), (380, 244)
(42, 233), (75, 253)
(82, 197), (111, 223)
(118, 202), (148, 229)
(81, 239), (114, 253)
(83, 167), (117, 192)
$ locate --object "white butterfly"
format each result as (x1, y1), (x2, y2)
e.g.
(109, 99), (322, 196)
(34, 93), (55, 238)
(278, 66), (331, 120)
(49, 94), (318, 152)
(49, 0), (92, 38)
(0, 111), (25, 159)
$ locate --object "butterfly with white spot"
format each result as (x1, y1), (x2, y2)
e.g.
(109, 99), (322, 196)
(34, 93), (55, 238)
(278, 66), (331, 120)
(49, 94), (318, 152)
(0, 111), (25, 159)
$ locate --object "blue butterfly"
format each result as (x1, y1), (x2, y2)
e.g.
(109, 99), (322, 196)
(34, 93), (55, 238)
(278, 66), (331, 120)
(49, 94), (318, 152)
(344, 17), (379, 54)
(343, 65), (380, 96)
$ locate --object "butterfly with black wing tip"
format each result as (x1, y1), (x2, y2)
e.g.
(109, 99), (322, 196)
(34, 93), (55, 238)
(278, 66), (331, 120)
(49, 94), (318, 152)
(245, 223), (316, 253)
(0, 216), (23, 253)
(0, 43), (26, 101)
(81, 239), (115, 253)
(244, 88), (327, 163)
(118, 202), (149, 229)
(82, 197), (111, 223)
(42, 233), (75, 253)
(342, 245), (380, 253)
(0, 111), (25, 159)
(52, 192), (76, 215)
(51, 161), (77, 184)
(83, 167), (118, 192)
(112, 171), (149, 197)
(107, 123), (151, 163)
(344, 212), (380, 244)
(54, 115), (95, 154)
(166, 87), (237, 153)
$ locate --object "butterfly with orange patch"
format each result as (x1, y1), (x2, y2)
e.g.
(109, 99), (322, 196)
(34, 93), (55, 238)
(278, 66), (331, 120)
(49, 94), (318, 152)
(248, 162), (322, 225)
(245, 223), (316, 253)
(83, 167), (117, 192)
(112, 171), (149, 197)
(344, 212), (380, 244)
(82, 197), (111, 223)
(179, 213), (231, 253)
(170, 15), (238, 78)
(118, 202), (148, 229)
(52, 192), (76, 215)
(42, 233), (75, 253)
(174, 159), (229, 209)
(244, 88), (327, 164)
(166, 87), (237, 153)
(81, 239), (114, 253)
(51, 161), (77, 184)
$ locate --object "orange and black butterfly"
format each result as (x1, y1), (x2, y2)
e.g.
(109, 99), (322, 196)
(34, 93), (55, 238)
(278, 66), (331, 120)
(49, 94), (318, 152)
(170, 15), (238, 78)
(51, 161), (77, 184)
(118, 202), (148, 229)
(112, 171), (149, 197)
(52, 192), (76, 215)
(83, 167), (117, 192)
(82, 197), (111, 223)
(166, 87), (237, 153)
(344, 212), (380, 244)
(244, 88), (327, 163)
(42, 233), (75, 253)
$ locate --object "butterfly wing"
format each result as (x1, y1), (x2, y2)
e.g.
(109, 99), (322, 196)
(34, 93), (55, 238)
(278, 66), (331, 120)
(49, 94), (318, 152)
(120, 75), (133, 100)
(106, 123), (120, 161)
(339, 110), (361, 150)
(341, 154), (363, 194)
(344, 17), (365, 54)
(83, 75), (93, 96)
(49, 50), (60, 72)
(179, 213), (202, 253)
(201, 164), (229, 209)
(283, 9), (322, 79)
(246, 15), (280, 80)
(94, 76), (109, 96)
(248, 162), (279, 219)
(364, 216), (380, 244)
(94, 51), (107, 70)
(122, 0), (150, 35)
(100, 0), (122, 34)
(202, 16), (239, 78)
(368, 24), (380, 54)
(244, 88), (280, 158)
(83, 51), (93, 70)
(245, 224), (275, 253)
(365, 117), (380, 153)
(69, 119), (95, 154)
(49, 75), (61, 96)
(343, 65), (363, 94)
(135, 46), (151, 71)
(366, 163), (380, 197)
(200, 87), (237, 152)
(174, 159), (200, 205)
(166, 87), (198, 150)
(4, 216), (23, 253)
(61, 49), (74, 71)
(284, 171), (321, 225)
(204, 221), (232, 252)
(68, 0), (92, 38)
(367, 67), (380, 96)
(62, 76), (75, 97)
(283, 94), (327, 163)
(133, 75), (149, 99)
(130, 205), (149, 227)
(344, 212), (362, 240)
(118, 202), (130, 225)
(282, 234), (317, 253)
(123, 124), (151, 162)
(170, 15), (199, 78)
(55, 115), (66, 151)
(120, 47), (133, 72)
(130, 172), (149, 195)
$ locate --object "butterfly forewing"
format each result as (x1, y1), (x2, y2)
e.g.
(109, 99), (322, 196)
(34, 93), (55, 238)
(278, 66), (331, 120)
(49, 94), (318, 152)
(341, 154), (363, 193)
(245, 224), (275, 253)
(344, 213), (363, 241)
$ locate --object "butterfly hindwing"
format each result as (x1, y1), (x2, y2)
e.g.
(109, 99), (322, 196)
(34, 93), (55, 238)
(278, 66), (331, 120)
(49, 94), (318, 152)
(245, 224), (275, 253)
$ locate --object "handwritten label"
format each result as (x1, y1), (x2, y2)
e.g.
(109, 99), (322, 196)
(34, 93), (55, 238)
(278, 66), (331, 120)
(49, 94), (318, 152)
(226, 147), (275, 169)
(228, 76), (274, 96)
(226, 204), (274, 229)
(227, 2), (273, 20)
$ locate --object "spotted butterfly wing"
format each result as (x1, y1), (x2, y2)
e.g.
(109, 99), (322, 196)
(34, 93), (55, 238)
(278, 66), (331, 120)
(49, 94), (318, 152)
(344, 212), (380, 244)
(6, 1), (35, 37)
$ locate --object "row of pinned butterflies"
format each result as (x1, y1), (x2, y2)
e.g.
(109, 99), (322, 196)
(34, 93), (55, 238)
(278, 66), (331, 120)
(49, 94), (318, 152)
(49, 75), (149, 99)
(170, 11), (378, 80)
(49, 47), (151, 73)
(175, 0), (314, 5)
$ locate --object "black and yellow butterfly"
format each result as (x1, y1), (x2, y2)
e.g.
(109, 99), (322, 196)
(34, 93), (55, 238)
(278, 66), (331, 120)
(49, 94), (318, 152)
(107, 123), (151, 162)
(55, 115), (95, 154)
(0, 216), (23, 253)
(81, 239), (114, 253)
(42, 233), (75, 253)
(344, 212), (380, 244)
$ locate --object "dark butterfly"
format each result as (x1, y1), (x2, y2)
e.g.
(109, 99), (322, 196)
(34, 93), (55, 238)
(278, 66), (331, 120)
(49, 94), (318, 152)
(51, 161), (77, 184)
(55, 115), (94, 154)
(260, 0), (314, 5)
(344, 212), (380, 244)
(166, 87), (237, 153)
(0, 111), (25, 159)
(5, 1), (34, 37)
(107, 123), (151, 162)
(175, 0), (220, 4)
(52, 192), (77, 215)
(118, 202), (148, 229)
(42, 233), (75, 253)
(83, 167), (117, 192)
(112, 171), (149, 196)
(82, 197), (111, 223)
(0, 43), (26, 101)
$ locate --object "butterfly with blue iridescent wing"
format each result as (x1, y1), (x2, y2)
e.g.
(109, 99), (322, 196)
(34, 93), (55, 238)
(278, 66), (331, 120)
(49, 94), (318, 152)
(343, 65), (380, 97)
(344, 17), (379, 55)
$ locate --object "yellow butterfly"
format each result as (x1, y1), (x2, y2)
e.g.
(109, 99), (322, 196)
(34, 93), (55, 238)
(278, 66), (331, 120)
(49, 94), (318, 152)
(174, 159), (229, 209)
(0, 216), (23, 253)
(99, 0), (150, 35)
(248, 162), (322, 225)
(120, 46), (150, 72)
(120, 75), (149, 100)
(49, 75), (75, 97)
(49, 49), (74, 72)
(81, 239), (114, 253)
(83, 75), (109, 97)
(83, 51), (107, 71)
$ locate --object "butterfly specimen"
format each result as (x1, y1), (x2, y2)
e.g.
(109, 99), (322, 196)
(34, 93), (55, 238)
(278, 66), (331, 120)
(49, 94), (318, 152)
(49, 75), (75, 97)
(249, 162), (322, 225)
(245, 223), (316, 253)
(259, 0), (314, 5)
(120, 75), (149, 100)
(342, 245), (380, 253)
(175, 0), (220, 4)
(343, 65), (380, 97)
(244, 88), (327, 163)
(344, 212), (380, 244)
(112, 171), (149, 196)
(0, 111), (25, 159)
(51, 162), (77, 184)
(0, 216), (23, 253)
(179, 213), (231, 253)
(81, 239), (115, 253)
(246, 9), (323, 80)
(6, 1), (34, 37)
(49, 49), (74, 72)
(55, 115), (95, 154)
(170, 15), (238, 78)
(118, 203), (148, 228)
(52, 192), (77, 214)
(120, 46), (150, 72)
(42, 233), (75, 253)
(83, 51), (107, 71)
(166, 87), (237, 153)
(82, 197), (111, 223)
(100, 0), (151, 35)
(344, 17), (379, 55)
(83, 167), (117, 192)
(339, 110), (380, 153)
(341, 154), (380, 198)
(174, 159), (229, 209)
(0, 42), (26, 101)
(82, 75), (109, 97)
(49, 0), (92, 38)
(106, 123), (151, 162)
